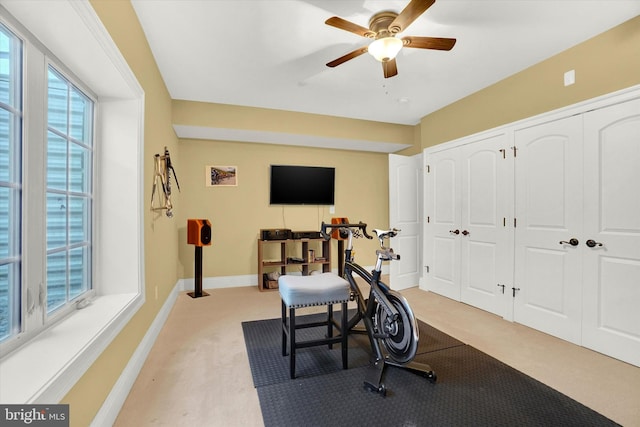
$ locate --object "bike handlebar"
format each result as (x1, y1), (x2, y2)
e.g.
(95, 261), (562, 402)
(320, 221), (373, 240)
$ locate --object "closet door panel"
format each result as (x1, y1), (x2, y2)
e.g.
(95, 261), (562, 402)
(460, 134), (508, 316)
(522, 247), (569, 314)
(583, 98), (640, 367)
(514, 116), (583, 344)
(389, 153), (422, 290)
(424, 149), (461, 300)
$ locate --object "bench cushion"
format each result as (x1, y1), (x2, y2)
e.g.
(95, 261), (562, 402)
(279, 273), (349, 308)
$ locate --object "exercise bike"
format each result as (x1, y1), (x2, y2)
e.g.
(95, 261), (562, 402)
(320, 221), (436, 396)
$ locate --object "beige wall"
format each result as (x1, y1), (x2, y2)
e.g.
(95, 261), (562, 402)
(59, 2), (639, 425)
(172, 93), (419, 278)
(172, 100), (416, 148)
(176, 139), (389, 278)
(421, 15), (640, 148)
(173, 101), (409, 278)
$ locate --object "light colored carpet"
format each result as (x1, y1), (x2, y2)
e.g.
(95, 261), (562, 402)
(114, 285), (640, 427)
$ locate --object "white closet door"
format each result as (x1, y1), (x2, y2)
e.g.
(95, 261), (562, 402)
(389, 153), (422, 290)
(459, 134), (510, 317)
(582, 98), (640, 367)
(424, 148), (461, 300)
(514, 116), (583, 344)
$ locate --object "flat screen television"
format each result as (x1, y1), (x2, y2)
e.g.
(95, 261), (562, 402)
(270, 165), (335, 205)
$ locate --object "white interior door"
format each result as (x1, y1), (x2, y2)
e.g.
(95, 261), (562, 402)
(582, 98), (640, 366)
(424, 148), (461, 300)
(459, 134), (510, 317)
(514, 115), (584, 344)
(389, 153), (422, 290)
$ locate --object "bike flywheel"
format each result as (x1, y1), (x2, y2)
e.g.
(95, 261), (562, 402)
(375, 290), (419, 364)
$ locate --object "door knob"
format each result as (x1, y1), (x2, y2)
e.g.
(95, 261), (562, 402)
(449, 229), (460, 235)
(586, 239), (603, 248)
(461, 230), (470, 236)
(559, 238), (579, 246)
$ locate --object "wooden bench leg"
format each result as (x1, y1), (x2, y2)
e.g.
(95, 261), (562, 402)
(342, 301), (348, 369)
(327, 304), (333, 349)
(281, 299), (287, 356)
(281, 298), (349, 379)
(289, 306), (296, 379)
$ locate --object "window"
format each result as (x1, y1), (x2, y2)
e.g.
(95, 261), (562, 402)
(0, 1), (144, 405)
(0, 21), (95, 346)
(0, 23), (22, 343)
(46, 67), (93, 314)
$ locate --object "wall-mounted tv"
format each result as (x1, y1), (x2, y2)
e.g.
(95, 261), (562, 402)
(270, 165), (335, 205)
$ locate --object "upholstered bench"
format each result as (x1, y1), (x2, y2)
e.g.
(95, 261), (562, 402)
(279, 273), (350, 379)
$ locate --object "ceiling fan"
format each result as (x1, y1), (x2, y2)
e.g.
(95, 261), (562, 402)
(325, 0), (456, 78)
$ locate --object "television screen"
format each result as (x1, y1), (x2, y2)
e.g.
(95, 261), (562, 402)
(270, 165), (335, 205)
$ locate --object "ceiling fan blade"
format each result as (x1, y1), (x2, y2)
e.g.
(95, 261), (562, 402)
(325, 16), (375, 38)
(382, 59), (398, 78)
(402, 36), (456, 51)
(389, 0), (435, 34)
(326, 47), (368, 68)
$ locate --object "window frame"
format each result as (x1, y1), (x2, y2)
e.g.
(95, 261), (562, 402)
(44, 62), (96, 317)
(0, 21), (99, 351)
(0, 20), (23, 344)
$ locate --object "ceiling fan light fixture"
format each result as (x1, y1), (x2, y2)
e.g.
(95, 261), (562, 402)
(368, 36), (403, 62)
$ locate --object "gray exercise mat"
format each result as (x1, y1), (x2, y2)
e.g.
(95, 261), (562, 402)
(241, 312), (463, 388)
(242, 315), (619, 427)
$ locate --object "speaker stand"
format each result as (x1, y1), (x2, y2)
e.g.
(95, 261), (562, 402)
(188, 246), (209, 298)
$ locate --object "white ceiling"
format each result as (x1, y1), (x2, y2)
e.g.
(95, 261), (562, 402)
(131, 0), (640, 126)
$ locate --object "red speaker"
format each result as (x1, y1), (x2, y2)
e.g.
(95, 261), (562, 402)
(187, 219), (212, 246)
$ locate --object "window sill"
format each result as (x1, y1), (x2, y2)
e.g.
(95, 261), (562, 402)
(0, 293), (143, 403)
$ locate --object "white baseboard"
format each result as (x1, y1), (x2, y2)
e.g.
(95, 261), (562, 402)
(91, 281), (180, 427)
(179, 274), (258, 292)
(179, 266), (388, 293)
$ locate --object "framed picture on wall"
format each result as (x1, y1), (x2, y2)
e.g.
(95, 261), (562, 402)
(206, 165), (238, 187)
